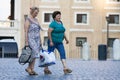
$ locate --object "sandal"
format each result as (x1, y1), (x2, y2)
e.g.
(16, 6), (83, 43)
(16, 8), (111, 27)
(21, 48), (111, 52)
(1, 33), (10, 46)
(31, 70), (38, 75)
(63, 68), (72, 74)
(25, 68), (34, 75)
(44, 69), (52, 74)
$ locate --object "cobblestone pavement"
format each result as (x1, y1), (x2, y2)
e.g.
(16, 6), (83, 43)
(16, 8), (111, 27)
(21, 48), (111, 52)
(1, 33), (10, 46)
(0, 58), (120, 80)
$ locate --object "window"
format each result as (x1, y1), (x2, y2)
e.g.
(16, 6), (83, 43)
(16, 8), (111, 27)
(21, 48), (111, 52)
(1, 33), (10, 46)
(0, 0), (11, 20)
(43, 37), (48, 46)
(42, 12), (53, 24)
(108, 0), (120, 2)
(75, 12), (89, 25)
(108, 38), (116, 47)
(76, 37), (87, 47)
(44, 13), (53, 22)
(107, 13), (120, 25)
(77, 14), (87, 23)
(107, 0), (120, 3)
(24, 15), (28, 21)
(109, 15), (119, 24)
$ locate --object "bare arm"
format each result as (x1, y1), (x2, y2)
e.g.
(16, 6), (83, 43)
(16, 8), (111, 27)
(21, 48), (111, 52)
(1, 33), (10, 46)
(48, 28), (54, 46)
(24, 20), (30, 46)
(64, 33), (69, 44)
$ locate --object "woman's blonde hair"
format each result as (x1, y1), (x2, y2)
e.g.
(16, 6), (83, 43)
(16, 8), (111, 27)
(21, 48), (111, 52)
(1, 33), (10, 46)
(30, 6), (39, 14)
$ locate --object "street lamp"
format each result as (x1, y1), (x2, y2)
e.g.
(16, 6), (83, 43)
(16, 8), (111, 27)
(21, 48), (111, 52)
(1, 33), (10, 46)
(106, 16), (110, 51)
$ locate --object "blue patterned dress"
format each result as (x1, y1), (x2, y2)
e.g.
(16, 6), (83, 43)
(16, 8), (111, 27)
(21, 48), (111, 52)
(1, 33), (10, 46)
(27, 18), (41, 58)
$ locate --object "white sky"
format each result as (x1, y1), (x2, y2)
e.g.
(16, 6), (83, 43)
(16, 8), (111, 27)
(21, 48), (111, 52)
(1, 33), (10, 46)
(0, 0), (10, 20)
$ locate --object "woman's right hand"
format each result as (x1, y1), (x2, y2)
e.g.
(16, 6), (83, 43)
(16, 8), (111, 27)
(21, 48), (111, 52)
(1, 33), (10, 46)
(50, 41), (54, 46)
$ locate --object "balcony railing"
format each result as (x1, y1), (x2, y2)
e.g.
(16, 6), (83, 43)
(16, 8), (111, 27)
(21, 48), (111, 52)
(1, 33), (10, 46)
(0, 20), (18, 28)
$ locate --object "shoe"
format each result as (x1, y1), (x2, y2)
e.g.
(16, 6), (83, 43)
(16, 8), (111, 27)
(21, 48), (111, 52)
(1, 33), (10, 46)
(31, 70), (38, 75)
(25, 68), (34, 75)
(44, 69), (52, 74)
(63, 69), (72, 74)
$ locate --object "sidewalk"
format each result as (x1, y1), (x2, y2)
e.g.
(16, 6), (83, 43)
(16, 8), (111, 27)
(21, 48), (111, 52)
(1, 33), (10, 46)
(0, 58), (120, 80)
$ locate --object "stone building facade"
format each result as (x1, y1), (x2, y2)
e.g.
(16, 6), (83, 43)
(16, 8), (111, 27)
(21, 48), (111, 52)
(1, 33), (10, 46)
(1, 0), (120, 59)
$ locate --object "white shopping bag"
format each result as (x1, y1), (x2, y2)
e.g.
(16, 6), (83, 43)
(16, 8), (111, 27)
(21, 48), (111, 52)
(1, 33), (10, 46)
(38, 50), (55, 67)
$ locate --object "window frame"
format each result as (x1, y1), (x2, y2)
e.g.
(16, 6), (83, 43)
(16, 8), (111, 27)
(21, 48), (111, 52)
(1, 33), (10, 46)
(76, 37), (87, 47)
(107, 13), (120, 26)
(42, 11), (53, 24)
(106, 0), (120, 4)
(74, 12), (89, 25)
(43, 36), (48, 46)
(108, 38), (117, 47)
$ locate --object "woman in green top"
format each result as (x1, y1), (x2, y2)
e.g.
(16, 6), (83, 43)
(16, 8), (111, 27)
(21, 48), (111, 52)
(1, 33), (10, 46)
(44, 11), (72, 74)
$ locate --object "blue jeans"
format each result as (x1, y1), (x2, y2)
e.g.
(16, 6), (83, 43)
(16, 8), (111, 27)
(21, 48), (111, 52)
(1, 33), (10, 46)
(48, 40), (66, 59)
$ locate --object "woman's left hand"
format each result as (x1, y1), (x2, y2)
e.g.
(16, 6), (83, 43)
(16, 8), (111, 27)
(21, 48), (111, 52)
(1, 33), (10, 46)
(66, 40), (69, 44)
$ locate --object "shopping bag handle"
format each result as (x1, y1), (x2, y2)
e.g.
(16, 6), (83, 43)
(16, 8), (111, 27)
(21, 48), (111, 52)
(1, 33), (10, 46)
(24, 45), (31, 49)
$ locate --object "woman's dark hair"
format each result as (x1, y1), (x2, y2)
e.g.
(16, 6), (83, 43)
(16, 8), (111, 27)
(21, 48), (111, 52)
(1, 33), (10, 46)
(52, 11), (61, 19)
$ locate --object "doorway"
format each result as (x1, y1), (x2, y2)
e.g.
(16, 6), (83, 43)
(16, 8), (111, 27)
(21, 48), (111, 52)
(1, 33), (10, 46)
(0, 0), (15, 20)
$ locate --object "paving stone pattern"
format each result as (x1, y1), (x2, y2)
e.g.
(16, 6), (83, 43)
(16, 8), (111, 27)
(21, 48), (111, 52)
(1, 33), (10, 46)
(0, 58), (120, 80)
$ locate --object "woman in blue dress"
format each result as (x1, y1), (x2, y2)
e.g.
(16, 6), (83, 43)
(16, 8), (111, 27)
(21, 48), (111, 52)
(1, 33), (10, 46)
(24, 6), (41, 75)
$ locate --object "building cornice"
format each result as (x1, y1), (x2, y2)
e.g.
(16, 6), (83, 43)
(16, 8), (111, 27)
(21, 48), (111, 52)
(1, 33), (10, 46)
(102, 29), (120, 32)
(0, 27), (18, 30)
(104, 7), (120, 10)
(39, 5), (60, 9)
(71, 6), (93, 9)
(70, 28), (94, 32)
(42, 28), (94, 32)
